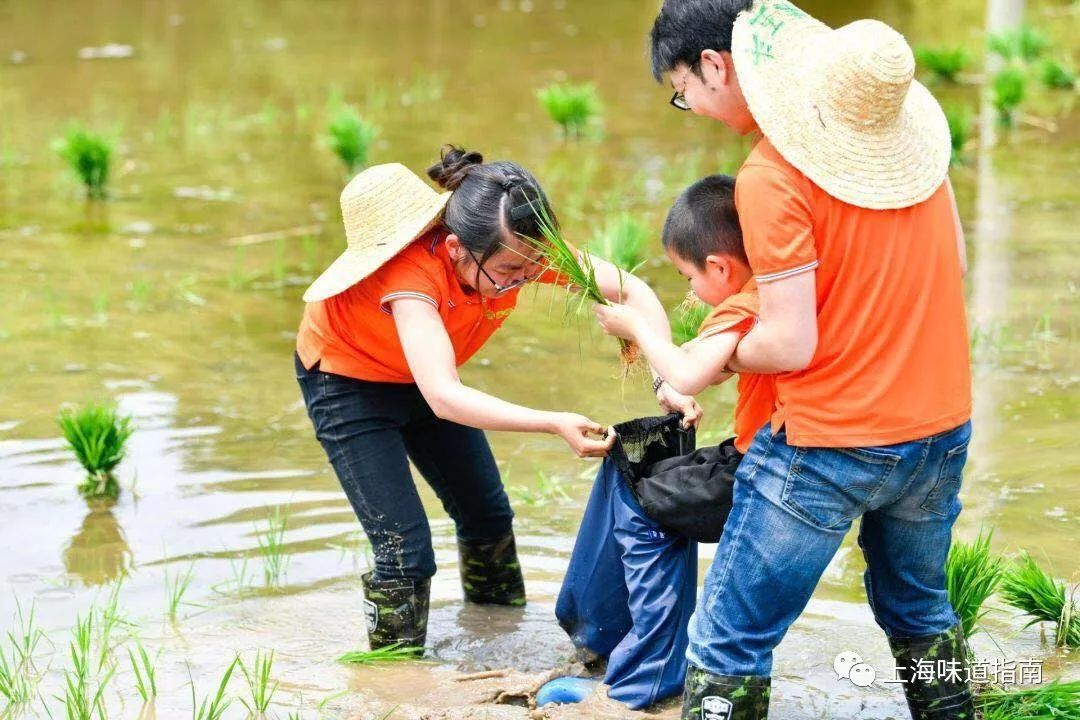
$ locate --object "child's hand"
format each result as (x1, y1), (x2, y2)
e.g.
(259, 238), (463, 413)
(593, 302), (645, 341)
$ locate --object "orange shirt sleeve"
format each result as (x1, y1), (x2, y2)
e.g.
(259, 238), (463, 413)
(735, 163), (818, 283)
(368, 253), (444, 313)
(697, 289), (760, 340)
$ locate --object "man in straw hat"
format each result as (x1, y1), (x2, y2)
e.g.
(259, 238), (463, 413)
(648, 1), (973, 718)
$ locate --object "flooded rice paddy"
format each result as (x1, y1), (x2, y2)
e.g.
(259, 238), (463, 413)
(0, 0), (1076, 717)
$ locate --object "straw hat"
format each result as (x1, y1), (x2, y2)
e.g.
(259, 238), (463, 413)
(302, 163), (451, 302)
(731, 0), (950, 210)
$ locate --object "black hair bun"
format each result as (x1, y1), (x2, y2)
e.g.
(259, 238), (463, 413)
(427, 145), (484, 191)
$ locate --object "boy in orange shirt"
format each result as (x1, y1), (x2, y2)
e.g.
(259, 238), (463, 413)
(595, 174), (772, 453)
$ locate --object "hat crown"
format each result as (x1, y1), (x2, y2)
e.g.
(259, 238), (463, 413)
(339, 163), (441, 250)
(822, 20), (915, 128)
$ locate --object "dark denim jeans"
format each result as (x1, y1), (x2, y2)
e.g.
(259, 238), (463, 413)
(687, 421), (972, 677)
(295, 354), (514, 581)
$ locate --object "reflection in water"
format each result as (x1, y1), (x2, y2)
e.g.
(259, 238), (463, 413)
(63, 505), (132, 586)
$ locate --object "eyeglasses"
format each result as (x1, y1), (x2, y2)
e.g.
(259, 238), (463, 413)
(465, 248), (541, 296)
(670, 91), (691, 111)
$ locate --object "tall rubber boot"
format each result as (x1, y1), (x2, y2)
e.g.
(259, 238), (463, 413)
(889, 625), (977, 720)
(360, 571), (430, 650)
(681, 665), (770, 720)
(458, 533), (526, 606)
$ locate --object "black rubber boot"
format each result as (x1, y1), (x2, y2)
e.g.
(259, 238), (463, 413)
(681, 664), (770, 720)
(360, 571), (430, 650)
(458, 533), (526, 606)
(888, 625), (977, 720)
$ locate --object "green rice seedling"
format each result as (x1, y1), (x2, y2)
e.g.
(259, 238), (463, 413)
(53, 126), (112, 200)
(190, 657), (238, 720)
(326, 105), (378, 174)
(0, 601), (46, 708)
(60, 612), (115, 720)
(1040, 58), (1077, 89)
(525, 203), (638, 368)
(338, 643), (424, 665)
(976, 680), (1080, 720)
(127, 640), (157, 703)
(239, 650), (277, 717)
(992, 66), (1027, 128)
(257, 507), (289, 588)
(945, 529), (1004, 638)
(536, 83), (602, 139)
(57, 401), (134, 501)
(508, 471), (572, 507)
(988, 25), (1050, 63)
(1000, 553), (1080, 648)
(945, 105), (975, 167)
(164, 561), (196, 619)
(914, 46), (971, 83)
(592, 214), (650, 275)
(672, 293), (712, 346)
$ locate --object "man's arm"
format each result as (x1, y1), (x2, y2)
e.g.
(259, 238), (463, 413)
(726, 271), (817, 374)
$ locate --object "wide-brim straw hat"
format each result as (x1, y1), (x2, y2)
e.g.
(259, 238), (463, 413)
(302, 163), (451, 302)
(731, 0), (950, 210)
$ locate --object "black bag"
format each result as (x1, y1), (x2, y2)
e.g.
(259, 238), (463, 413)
(611, 414), (742, 544)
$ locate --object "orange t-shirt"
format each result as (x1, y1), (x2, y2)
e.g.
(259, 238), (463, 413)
(734, 138), (971, 447)
(296, 229), (561, 383)
(696, 281), (776, 453)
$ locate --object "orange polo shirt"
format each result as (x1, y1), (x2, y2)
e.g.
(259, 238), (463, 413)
(296, 229), (561, 384)
(696, 282), (775, 453)
(735, 138), (971, 447)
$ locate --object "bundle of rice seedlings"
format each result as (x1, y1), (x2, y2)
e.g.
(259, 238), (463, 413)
(945, 529), (1004, 638)
(976, 680), (1080, 720)
(988, 25), (1050, 64)
(57, 401), (134, 501)
(338, 643), (424, 665)
(945, 105), (974, 167)
(592, 214), (649, 274)
(992, 67), (1027, 128)
(914, 46), (971, 83)
(526, 204), (638, 368)
(1040, 58), (1077, 90)
(52, 126), (112, 200)
(326, 105), (378, 173)
(536, 82), (602, 139)
(672, 293), (711, 346)
(1000, 552), (1080, 648)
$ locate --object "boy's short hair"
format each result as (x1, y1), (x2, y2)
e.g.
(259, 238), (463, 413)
(662, 174), (746, 268)
(650, 0), (754, 81)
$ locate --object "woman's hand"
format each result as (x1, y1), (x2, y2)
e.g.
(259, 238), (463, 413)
(549, 413), (615, 458)
(594, 302), (646, 341)
(656, 382), (704, 429)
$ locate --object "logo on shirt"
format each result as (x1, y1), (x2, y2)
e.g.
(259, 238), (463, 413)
(483, 307), (514, 322)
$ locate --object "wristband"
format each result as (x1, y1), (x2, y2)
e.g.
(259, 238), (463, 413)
(652, 376), (665, 393)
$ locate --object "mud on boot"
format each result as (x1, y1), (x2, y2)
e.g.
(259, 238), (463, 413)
(681, 665), (770, 720)
(458, 532), (526, 606)
(361, 571), (430, 650)
(889, 624), (977, 720)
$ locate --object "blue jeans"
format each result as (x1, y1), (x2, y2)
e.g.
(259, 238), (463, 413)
(687, 421), (972, 676)
(295, 354), (514, 581)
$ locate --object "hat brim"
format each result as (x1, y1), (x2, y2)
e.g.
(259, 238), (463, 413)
(732, 2), (951, 210)
(302, 191), (451, 303)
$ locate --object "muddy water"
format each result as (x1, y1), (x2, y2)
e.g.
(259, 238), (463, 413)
(0, 0), (1076, 718)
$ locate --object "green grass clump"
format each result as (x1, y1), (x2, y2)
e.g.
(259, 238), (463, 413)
(536, 82), (602, 139)
(53, 126), (112, 200)
(338, 643), (424, 665)
(1000, 552), (1080, 648)
(1040, 58), (1077, 90)
(592, 214), (649, 274)
(507, 471), (572, 507)
(58, 402), (134, 501)
(258, 507), (289, 588)
(945, 105), (974, 166)
(240, 650), (277, 717)
(326, 105), (378, 173)
(988, 25), (1049, 63)
(672, 294), (712, 345)
(914, 46), (971, 83)
(60, 613), (115, 720)
(191, 657), (238, 720)
(945, 529), (1004, 638)
(0, 601), (45, 708)
(992, 66), (1027, 128)
(976, 680), (1080, 720)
